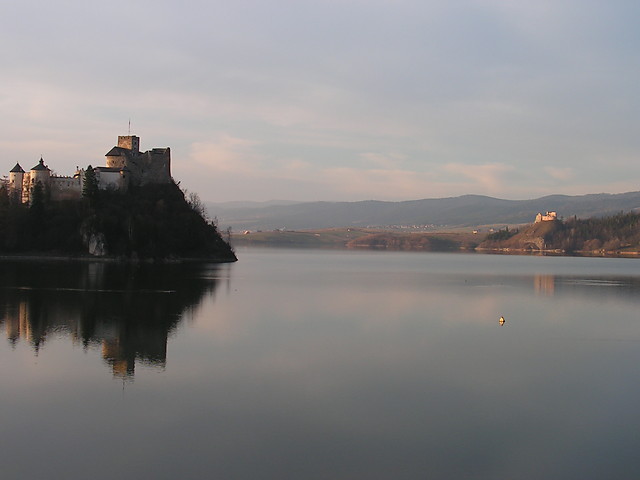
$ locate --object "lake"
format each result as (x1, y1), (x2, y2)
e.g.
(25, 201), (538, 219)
(1, 249), (640, 479)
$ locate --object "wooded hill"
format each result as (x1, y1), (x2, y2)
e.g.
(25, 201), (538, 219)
(209, 192), (640, 231)
(479, 212), (640, 255)
(0, 181), (236, 261)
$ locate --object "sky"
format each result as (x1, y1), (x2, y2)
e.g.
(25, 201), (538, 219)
(1, 0), (639, 203)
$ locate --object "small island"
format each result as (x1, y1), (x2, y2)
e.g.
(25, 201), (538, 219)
(0, 134), (236, 262)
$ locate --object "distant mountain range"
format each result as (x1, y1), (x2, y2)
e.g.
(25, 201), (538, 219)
(207, 192), (640, 231)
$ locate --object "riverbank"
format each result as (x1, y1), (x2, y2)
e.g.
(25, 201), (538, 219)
(476, 247), (640, 258)
(232, 226), (640, 259)
(231, 228), (482, 251)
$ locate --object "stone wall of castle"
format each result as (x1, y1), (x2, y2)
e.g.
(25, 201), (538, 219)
(14, 170), (84, 203)
(50, 176), (83, 201)
(95, 168), (128, 191)
(130, 148), (171, 186)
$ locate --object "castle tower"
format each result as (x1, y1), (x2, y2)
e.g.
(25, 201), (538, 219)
(106, 135), (139, 169)
(105, 134), (171, 186)
(117, 135), (140, 155)
(30, 157), (51, 188)
(9, 163), (25, 201)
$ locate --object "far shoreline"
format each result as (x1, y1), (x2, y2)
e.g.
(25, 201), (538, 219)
(231, 227), (640, 260)
(235, 243), (640, 259)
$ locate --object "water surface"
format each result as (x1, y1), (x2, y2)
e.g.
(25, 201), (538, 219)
(1, 250), (640, 479)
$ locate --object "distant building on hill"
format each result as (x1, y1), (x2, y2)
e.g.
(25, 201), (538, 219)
(535, 211), (557, 223)
(7, 134), (172, 204)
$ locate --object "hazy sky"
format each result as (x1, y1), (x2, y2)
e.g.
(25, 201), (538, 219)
(1, 0), (639, 202)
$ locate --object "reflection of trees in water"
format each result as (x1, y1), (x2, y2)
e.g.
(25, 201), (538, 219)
(0, 261), (221, 378)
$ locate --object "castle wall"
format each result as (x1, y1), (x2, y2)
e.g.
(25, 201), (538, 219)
(106, 154), (127, 169)
(50, 176), (82, 201)
(127, 147), (172, 186)
(95, 169), (124, 190)
(142, 148), (171, 185)
(22, 173), (32, 203)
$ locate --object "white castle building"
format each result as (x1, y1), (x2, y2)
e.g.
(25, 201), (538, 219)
(7, 135), (171, 204)
(535, 211), (557, 223)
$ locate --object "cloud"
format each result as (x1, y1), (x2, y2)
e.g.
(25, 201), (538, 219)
(320, 167), (437, 200)
(358, 152), (407, 169)
(441, 163), (515, 194)
(188, 136), (262, 174)
(543, 166), (573, 181)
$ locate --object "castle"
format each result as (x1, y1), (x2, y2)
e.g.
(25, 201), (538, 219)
(535, 211), (557, 223)
(7, 135), (171, 203)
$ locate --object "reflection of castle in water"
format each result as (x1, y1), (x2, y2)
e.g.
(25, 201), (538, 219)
(0, 261), (221, 379)
(534, 275), (555, 296)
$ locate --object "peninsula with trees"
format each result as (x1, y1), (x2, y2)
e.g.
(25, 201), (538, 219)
(478, 211), (640, 256)
(0, 134), (236, 262)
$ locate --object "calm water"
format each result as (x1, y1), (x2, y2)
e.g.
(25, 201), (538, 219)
(1, 249), (640, 480)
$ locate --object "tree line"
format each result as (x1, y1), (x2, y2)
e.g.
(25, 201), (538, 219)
(0, 174), (236, 260)
(546, 212), (640, 252)
(481, 212), (640, 253)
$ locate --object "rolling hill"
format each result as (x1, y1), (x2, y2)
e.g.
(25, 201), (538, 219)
(207, 192), (640, 231)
